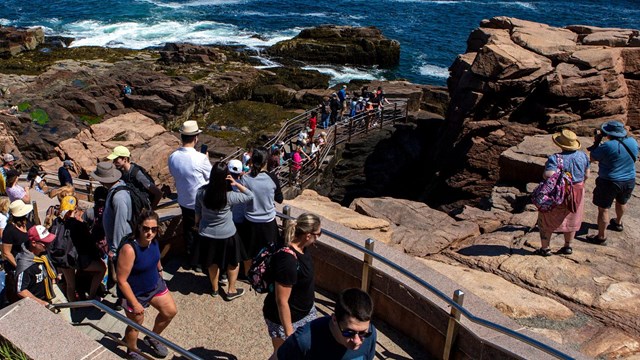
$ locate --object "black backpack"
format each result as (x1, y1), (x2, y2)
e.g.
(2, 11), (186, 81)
(122, 163), (156, 205)
(109, 183), (152, 232)
(48, 218), (79, 269)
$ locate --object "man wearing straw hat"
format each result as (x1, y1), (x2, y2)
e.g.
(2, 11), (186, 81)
(168, 120), (212, 271)
(587, 121), (639, 244)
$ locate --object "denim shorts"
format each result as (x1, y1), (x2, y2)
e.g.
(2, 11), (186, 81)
(265, 306), (317, 340)
(593, 177), (636, 208)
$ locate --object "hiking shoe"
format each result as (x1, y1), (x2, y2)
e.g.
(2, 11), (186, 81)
(533, 248), (552, 257)
(608, 219), (623, 232)
(219, 274), (228, 285)
(143, 335), (169, 358)
(127, 350), (146, 360)
(226, 288), (245, 301)
(558, 246), (573, 255)
(211, 290), (219, 298)
(586, 234), (607, 245)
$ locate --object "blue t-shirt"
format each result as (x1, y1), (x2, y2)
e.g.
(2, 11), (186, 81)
(590, 137), (638, 181)
(277, 316), (377, 360)
(545, 151), (590, 183)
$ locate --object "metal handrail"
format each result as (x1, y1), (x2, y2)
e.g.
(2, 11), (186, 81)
(276, 208), (572, 360)
(51, 300), (203, 360)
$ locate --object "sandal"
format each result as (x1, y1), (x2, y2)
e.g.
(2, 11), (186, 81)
(608, 219), (623, 232)
(586, 234), (607, 245)
(533, 248), (552, 257)
(558, 246), (573, 255)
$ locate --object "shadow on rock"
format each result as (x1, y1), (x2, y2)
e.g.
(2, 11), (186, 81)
(457, 244), (528, 257)
(174, 347), (237, 360)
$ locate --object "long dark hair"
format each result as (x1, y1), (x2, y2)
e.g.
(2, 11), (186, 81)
(203, 161), (229, 210)
(250, 147), (268, 177)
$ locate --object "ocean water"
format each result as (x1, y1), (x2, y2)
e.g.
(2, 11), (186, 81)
(0, 0), (639, 86)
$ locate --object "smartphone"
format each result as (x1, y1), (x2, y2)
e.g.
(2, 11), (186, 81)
(200, 144), (208, 154)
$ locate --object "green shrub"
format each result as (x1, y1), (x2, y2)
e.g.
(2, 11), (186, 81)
(0, 339), (29, 360)
(30, 109), (50, 125)
(17, 101), (31, 112)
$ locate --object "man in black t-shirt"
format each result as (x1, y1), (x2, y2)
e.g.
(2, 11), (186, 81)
(276, 288), (377, 360)
(107, 145), (162, 209)
(15, 225), (57, 307)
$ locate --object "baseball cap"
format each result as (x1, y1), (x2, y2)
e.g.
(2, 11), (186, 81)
(228, 159), (243, 175)
(63, 160), (73, 167)
(59, 196), (77, 217)
(3, 154), (15, 163)
(107, 146), (131, 160)
(28, 225), (56, 244)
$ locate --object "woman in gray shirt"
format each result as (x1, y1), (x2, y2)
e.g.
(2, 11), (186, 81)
(196, 162), (253, 301)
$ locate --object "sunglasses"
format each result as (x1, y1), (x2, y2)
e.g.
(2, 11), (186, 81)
(142, 226), (159, 233)
(310, 231), (321, 238)
(338, 324), (372, 340)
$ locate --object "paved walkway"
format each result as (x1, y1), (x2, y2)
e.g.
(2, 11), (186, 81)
(68, 259), (428, 360)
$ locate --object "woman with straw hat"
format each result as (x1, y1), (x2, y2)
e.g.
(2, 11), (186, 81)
(535, 130), (590, 256)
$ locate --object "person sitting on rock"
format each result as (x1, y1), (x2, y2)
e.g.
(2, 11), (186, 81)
(58, 160), (74, 187)
(5, 169), (31, 204)
(535, 130), (589, 256)
(274, 288), (377, 360)
(587, 121), (638, 244)
(108, 145), (163, 209)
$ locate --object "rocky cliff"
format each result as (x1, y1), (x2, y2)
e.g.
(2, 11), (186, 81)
(434, 17), (640, 205)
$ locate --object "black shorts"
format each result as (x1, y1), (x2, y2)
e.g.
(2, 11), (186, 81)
(593, 177), (635, 209)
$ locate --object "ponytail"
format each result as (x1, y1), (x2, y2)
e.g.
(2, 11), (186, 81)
(284, 213), (321, 246)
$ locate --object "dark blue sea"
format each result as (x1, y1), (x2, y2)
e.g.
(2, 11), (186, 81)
(1, 0), (638, 86)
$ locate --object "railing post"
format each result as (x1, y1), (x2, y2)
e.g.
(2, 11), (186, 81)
(393, 102), (397, 125)
(282, 205), (291, 230)
(348, 118), (353, 143)
(443, 290), (465, 360)
(31, 201), (41, 225)
(404, 101), (409, 123)
(379, 108), (384, 130)
(86, 183), (93, 202)
(333, 127), (338, 157)
(361, 238), (375, 292)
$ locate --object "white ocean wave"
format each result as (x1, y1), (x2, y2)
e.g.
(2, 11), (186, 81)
(0, 18), (12, 26)
(302, 65), (386, 87)
(63, 19), (300, 49)
(137, 0), (247, 9)
(418, 64), (449, 79)
(497, 1), (536, 10)
(239, 11), (328, 18)
(253, 56), (282, 69)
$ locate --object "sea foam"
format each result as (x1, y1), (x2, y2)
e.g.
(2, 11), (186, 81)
(418, 64), (449, 79)
(302, 65), (386, 87)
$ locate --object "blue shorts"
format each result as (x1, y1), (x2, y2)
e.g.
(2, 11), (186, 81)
(593, 177), (635, 209)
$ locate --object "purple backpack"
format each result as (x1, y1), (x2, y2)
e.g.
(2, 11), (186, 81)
(531, 154), (573, 212)
(248, 243), (297, 294)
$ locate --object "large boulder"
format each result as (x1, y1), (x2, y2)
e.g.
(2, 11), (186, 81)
(0, 26), (45, 57)
(430, 17), (640, 206)
(268, 26), (400, 68)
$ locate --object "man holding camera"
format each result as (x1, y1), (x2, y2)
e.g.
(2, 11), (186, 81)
(587, 121), (638, 244)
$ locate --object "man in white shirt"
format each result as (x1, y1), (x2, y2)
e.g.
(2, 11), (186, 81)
(168, 120), (212, 270)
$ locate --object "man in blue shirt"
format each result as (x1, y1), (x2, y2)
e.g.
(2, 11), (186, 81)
(588, 121), (638, 244)
(275, 288), (377, 360)
(58, 160), (74, 186)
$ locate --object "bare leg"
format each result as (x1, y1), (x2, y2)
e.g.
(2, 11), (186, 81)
(227, 264), (240, 293)
(84, 260), (107, 299)
(148, 292), (177, 335)
(615, 202), (626, 226)
(597, 207), (608, 239)
(243, 259), (252, 277)
(563, 232), (575, 247)
(124, 310), (144, 351)
(539, 229), (552, 250)
(271, 337), (285, 353)
(60, 268), (76, 301)
(208, 264), (220, 292)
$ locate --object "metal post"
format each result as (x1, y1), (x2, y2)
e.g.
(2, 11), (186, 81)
(333, 127), (338, 157)
(404, 101), (409, 123)
(443, 290), (465, 360)
(283, 205), (291, 231)
(379, 109), (384, 130)
(348, 118), (353, 143)
(361, 238), (375, 292)
(31, 201), (41, 225)
(86, 183), (93, 202)
(393, 103), (397, 125)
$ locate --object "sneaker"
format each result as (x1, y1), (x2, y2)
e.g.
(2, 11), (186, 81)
(211, 290), (219, 298)
(226, 288), (245, 301)
(127, 350), (146, 360)
(219, 274), (228, 285)
(143, 335), (169, 358)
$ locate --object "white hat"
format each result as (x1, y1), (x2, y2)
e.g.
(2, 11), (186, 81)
(3, 154), (15, 163)
(179, 120), (202, 136)
(9, 199), (33, 218)
(228, 159), (243, 175)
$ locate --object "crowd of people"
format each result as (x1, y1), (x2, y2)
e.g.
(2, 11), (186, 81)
(0, 115), (379, 359)
(535, 120), (638, 256)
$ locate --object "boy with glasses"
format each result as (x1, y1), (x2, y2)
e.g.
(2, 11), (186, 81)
(274, 288), (377, 359)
